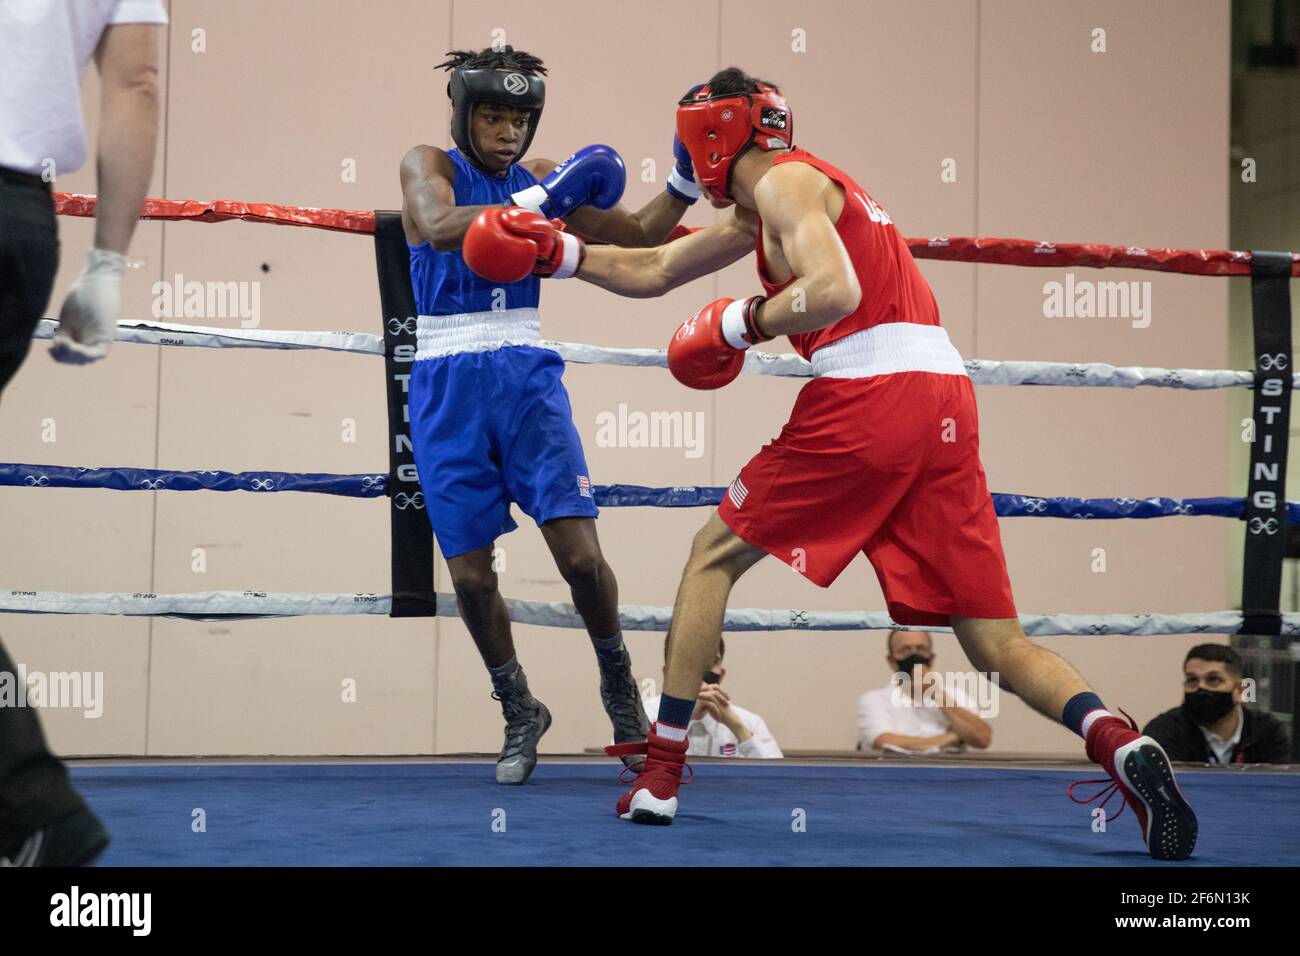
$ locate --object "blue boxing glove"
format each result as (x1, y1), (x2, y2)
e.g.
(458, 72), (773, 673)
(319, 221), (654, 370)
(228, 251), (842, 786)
(510, 144), (626, 218)
(666, 133), (700, 205)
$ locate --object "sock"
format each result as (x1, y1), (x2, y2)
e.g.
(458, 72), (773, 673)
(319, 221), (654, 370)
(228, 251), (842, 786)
(487, 655), (519, 681)
(1062, 692), (1112, 738)
(652, 693), (695, 741)
(591, 631), (623, 654)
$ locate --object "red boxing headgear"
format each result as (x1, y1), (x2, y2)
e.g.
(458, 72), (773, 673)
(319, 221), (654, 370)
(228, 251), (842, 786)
(675, 82), (793, 204)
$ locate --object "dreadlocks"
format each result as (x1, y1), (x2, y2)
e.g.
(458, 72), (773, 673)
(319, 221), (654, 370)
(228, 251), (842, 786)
(436, 45), (547, 77)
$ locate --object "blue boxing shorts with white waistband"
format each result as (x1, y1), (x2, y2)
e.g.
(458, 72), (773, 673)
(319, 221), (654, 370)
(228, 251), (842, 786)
(408, 343), (597, 558)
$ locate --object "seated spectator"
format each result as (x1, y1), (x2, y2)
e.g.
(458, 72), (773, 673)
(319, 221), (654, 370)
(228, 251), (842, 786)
(857, 629), (993, 754)
(1142, 644), (1291, 764)
(642, 637), (782, 758)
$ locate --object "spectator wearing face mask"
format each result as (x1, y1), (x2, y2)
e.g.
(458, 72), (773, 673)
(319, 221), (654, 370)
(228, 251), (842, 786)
(857, 629), (993, 754)
(1142, 644), (1291, 764)
(641, 637), (782, 758)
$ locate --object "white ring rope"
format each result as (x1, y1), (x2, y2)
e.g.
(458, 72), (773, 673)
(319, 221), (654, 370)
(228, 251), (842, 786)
(0, 589), (1291, 636)
(31, 318), (1277, 389)
(19, 319), (1272, 636)
(33, 318), (385, 355)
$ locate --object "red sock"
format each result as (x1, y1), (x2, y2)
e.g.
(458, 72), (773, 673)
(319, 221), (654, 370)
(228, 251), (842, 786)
(1084, 714), (1139, 768)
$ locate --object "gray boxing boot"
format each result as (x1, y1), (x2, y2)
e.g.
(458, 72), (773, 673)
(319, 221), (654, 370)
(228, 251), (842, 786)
(490, 663), (552, 785)
(595, 643), (650, 772)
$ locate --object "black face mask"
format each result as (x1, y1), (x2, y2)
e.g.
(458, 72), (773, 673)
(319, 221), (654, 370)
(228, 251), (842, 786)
(1182, 688), (1235, 724)
(894, 654), (932, 675)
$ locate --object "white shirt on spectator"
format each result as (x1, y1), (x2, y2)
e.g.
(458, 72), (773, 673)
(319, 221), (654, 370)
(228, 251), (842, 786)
(857, 679), (974, 753)
(0, 1), (169, 178)
(643, 694), (783, 759)
(1199, 706), (1244, 765)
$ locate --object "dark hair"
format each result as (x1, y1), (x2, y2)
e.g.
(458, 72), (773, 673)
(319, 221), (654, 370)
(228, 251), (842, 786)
(436, 45), (547, 77)
(887, 629), (932, 656)
(1184, 644), (1243, 678)
(704, 66), (780, 96)
(663, 635), (725, 662)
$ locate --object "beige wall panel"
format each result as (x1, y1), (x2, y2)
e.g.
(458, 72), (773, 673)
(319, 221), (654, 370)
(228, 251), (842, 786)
(2, 0), (1235, 755)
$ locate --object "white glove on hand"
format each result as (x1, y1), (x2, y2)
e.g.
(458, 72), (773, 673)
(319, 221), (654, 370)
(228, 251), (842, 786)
(50, 248), (128, 365)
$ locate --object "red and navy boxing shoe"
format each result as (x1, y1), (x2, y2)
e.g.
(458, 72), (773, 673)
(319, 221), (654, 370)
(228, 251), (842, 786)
(1071, 710), (1198, 861)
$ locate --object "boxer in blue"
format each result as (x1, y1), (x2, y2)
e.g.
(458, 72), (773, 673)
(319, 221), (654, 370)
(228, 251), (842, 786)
(399, 46), (700, 783)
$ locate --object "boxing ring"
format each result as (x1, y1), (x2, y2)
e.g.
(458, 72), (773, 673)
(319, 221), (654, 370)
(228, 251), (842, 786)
(54, 758), (1300, 867)
(4, 192), (1300, 866)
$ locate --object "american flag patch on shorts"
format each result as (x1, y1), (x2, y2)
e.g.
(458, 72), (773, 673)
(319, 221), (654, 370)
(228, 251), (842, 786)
(721, 742), (737, 756)
(577, 475), (591, 498)
(727, 476), (748, 510)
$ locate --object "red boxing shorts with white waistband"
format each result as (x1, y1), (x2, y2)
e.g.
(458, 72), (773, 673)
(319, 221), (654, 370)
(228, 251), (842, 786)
(718, 369), (1017, 626)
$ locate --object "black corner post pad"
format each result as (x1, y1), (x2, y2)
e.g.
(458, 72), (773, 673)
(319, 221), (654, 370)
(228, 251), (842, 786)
(374, 210), (437, 618)
(1239, 251), (1295, 636)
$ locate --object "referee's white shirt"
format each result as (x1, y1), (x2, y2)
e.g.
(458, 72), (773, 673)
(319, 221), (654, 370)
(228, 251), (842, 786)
(0, 0), (168, 178)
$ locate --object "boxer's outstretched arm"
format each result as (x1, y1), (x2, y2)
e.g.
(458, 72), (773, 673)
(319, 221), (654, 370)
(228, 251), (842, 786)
(748, 163), (861, 337)
(400, 145), (504, 251)
(577, 206), (755, 299)
(564, 190), (686, 247)
(528, 157), (685, 248)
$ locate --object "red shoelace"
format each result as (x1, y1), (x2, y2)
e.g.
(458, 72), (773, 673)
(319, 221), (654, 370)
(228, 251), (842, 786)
(1067, 707), (1140, 823)
(605, 741), (694, 785)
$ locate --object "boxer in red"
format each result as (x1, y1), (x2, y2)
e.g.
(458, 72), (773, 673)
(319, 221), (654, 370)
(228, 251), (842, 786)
(460, 68), (1197, 860)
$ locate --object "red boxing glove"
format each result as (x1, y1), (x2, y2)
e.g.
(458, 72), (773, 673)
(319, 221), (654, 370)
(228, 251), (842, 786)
(462, 207), (537, 283)
(667, 296), (768, 390)
(499, 207), (586, 278)
(462, 207), (586, 283)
